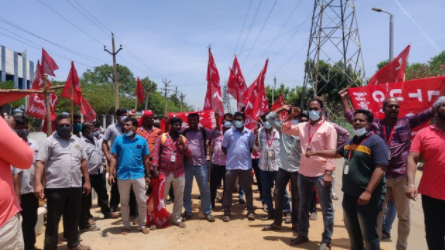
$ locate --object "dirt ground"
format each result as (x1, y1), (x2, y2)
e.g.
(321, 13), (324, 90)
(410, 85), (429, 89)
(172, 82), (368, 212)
(35, 159), (427, 250)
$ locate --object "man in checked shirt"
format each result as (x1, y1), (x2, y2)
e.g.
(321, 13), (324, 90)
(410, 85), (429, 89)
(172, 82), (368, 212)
(152, 117), (191, 228)
(340, 89), (438, 250)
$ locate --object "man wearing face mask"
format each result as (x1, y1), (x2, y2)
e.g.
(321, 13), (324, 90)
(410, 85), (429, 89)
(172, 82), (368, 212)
(108, 118), (151, 235)
(254, 112), (292, 222)
(73, 113), (82, 138)
(102, 109), (128, 212)
(35, 114), (91, 250)
(340, 90), (439, 250)
(307, 109), (388, 250)
(221, 112), (256, 222)
(281, 99), (337, 250)
(79, 122), (119, 232)
(12, 116), (40, 250)
(261, 105), (302, 232)
(209, 116), (233, 208)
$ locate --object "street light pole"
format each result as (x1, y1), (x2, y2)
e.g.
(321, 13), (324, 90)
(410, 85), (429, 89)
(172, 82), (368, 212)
(372, 7), (394, 61)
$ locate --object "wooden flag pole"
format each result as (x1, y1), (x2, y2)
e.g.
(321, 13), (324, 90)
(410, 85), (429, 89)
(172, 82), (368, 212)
(135, 97), (138, 111)
(71, 88), (74, 129)
(44, 76), (52, 136)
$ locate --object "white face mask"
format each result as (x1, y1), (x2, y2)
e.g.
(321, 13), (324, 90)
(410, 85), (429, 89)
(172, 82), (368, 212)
(234, 120), (243, 128)
(309, 111), (320, 121)
(125, 130), (134, 137)
(292, 119), (299, 125)
(263, 121), (272, 129)
(352, 127), (367, 137)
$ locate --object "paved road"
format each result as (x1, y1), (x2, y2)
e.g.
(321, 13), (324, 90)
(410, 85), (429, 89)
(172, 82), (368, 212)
(332, 158), (427, 250)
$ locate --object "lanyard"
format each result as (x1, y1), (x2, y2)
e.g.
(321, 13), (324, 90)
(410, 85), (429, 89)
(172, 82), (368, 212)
(265, 130), (276, 147)
(307, 120), (325, 145)
(382, 123), (396, 146)
(348, 132), (374, 160)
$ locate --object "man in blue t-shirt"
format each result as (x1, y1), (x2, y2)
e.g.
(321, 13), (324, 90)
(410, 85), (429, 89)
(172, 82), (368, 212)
(307, 109), (388, 250)
(108, 118), (151, 235)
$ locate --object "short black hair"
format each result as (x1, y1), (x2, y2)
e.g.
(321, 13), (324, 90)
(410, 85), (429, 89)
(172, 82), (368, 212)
(153, 122), (160, 129)
(224, 113), (233, 119)
(300, 112), (309, 121)
(308, 98), (324, 108)
(188, 113), (200, 119)
(124, 117), (138, 127)
(93, 121), (101, 128)
(170, 117), (183, 125)
(55, 114), (71, 125)
(73, 113), (82, 120)
(354, 109), (374, 123)
(116, 109), (128, 116)
(81, 122), (93, 133)
(14, 116), (29, 126)
(234, 112), (245, 120)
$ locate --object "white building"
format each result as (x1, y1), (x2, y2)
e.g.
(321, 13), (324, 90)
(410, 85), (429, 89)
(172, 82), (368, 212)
(0, 45), (35, 89)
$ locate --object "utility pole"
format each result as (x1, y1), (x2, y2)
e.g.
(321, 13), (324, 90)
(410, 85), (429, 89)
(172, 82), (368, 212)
(273, 76), (276, 103)
(144, 85), (155, 110)
(162, 78), (171, 114)
(179, 92), (186, 112)
(104, 33), (123, 112)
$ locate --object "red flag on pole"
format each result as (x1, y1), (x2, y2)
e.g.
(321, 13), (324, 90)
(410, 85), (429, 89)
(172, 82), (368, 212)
(26, 93), (46, 120)
(61, 61), (82, 105)
(27, 62), (58, 120)
(227, 55), (247, 111)
(135, 77), (145, 104)
(270, 93), (288, 121)
(243, 59), (269, 130)
(31, 61), (44, 89)
(368, 45), (411, 85)
(204, 48), (224, 115)
(80, 96), (96, 122)
(41, 48), (59, 77)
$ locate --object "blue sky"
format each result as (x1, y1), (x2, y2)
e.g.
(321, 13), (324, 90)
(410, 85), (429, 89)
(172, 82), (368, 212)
(2, 0), (444, 110)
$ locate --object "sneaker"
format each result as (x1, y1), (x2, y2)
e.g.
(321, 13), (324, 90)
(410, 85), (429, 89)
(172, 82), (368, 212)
(239, 198), (246, 204)
(205, 213), (215, 222)
(181, 213), (193, 221)
(319, 242), (331, 250)
(382, 230), (391, 240)
(290, 235), (309, 245)
(310, 213), (317, 221)
(166, 199), (173, 205)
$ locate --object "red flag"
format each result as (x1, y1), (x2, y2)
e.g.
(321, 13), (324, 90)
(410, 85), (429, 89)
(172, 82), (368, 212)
(80, 96), (96, 122)
(0, 92), (30, 106)
(270, 93), (288, 121)
(27, 62), (57, 120)
(61, 61), (82, 105)
(243, 59), (269, 130)
(348, 76), (445, 137)
(203, 49), (224, 115)
(159, 110), (217, 133)
(31, 61), (44, 89)
(135, 77), (145, 104)
(26, 93), (46, 120)
(41, 48), (59, 77)
(368, 45), (411, 85)
(227, 55), (247, 111)
(41, 116), (56, 135)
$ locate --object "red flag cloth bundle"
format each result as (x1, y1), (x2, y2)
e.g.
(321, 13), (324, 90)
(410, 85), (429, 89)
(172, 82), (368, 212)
(61, 61), (82, 106)
(0, 92), (30, 106)
(270, 93), (288, 122)
(243, 59), (269, 130)
(227, 55), (247, 111)
(368, 45), (411, 85)
(146, 174), (169, 229)
(203, 49), (224, 115)
(348, 76), (445, 137)
(159, 110), (217, 133)
(80, 96), (96, 122)
(27, 62), (58, 120)
(41, 48), (59, 77)
(135, 77), (145, 104)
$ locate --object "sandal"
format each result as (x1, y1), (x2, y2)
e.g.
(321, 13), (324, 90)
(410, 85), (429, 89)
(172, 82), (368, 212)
(222, 215), (231, 222)
(332, 194), (339, 200)
(69, 244), (91, 250)
(261, 213), (274, 221)
(79, 225), (100, 232)
(174, 221), (187, 228)
(284, 213), (292, 224)
(105, 212), (120, 219)
(121, 228), (130, 235)
(262, 224), (281, 231)
(139, 228), (150, 234)
(247, 212), (256, 221)
(149, 225), (157, 230)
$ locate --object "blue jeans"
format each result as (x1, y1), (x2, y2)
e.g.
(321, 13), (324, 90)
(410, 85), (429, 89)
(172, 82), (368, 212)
(238, 180), (244, 199)
(382, 198), (397, 233)
(298, 174), (334, 243)
(259, 170), (290, 214)
(343, 193), (383, 250)
(183, 165), (212, 215)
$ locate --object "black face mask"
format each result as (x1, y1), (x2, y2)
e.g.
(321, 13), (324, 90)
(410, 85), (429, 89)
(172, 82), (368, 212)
(438, 110), (445, 120)
(15, 129), (29, 141)
(171, 129), (180, 136)
(57, 126), (72, 138)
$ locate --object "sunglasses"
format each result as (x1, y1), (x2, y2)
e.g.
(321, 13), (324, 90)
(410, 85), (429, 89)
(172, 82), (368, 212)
(58, 124), (72, 128)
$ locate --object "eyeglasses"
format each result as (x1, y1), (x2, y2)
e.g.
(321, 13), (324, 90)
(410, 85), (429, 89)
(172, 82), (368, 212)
(385, 105), (400, 109)
(58, 124), (71, 128)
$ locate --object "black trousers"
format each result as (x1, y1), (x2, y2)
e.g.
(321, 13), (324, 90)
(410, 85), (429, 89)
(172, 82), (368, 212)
(21, 193), (39, 250)
(210, 164), (226, 208)
(310, 189), (317, 214)
(44, 188), (82, 250)
(274, 169), (299, 226)
(422, 195), (445, 250)
(110, 180), (120, 212)
(252, 159), (263, 201)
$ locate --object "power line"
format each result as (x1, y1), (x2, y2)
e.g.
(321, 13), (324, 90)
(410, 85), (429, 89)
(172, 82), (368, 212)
(234, 0), (253, 54)
(66, 0), (110, 37)
(38, 0), (104, 46)
(269, 44), (307, 78)
(242, 0), (277, 66)
(245, 0), (302, 77)
(238, 0), (263, 56)
(73, 0), (113, 34)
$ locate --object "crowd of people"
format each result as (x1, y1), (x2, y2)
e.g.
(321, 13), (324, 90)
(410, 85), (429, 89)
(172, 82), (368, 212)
(0, 91), (444, 250)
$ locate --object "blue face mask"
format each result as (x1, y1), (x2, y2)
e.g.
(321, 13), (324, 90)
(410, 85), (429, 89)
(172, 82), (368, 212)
(73, 123), (82, 133)
(309, 111), (321, 121)
(223, 121), (232, 128)
(292, 119), (299, 125)
(234, 120), (243, 128)
(263, 121), (272, 129)
(125, 130), (134, 137)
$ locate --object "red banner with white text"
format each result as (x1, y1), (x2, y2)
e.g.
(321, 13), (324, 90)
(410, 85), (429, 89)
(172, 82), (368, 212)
(270, 93), (288, 122)
(159, 110), (217, 133)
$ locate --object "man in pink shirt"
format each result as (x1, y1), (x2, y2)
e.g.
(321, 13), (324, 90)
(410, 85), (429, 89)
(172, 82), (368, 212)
(406, 96), (445, 250)
(281, 99), (337, 250)
(0, 116), (34, 250)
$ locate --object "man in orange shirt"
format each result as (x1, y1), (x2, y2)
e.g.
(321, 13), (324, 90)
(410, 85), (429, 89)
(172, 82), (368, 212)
(136, 110), (162, 166)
